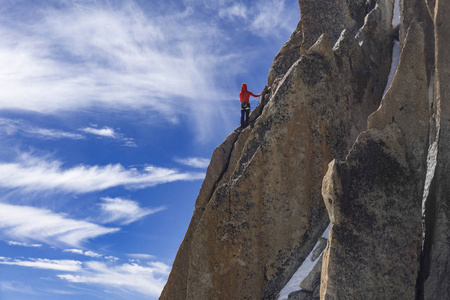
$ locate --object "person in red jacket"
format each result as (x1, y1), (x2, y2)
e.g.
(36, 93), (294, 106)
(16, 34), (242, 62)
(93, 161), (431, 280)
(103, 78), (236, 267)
(239, 83), (260, 128)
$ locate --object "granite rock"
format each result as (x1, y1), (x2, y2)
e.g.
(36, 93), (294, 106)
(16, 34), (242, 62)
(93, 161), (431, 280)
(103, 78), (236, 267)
(321, 21), (430, 299)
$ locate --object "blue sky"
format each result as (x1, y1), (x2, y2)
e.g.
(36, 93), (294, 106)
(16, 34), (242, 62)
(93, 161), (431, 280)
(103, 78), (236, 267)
(0, 0), (299, 299)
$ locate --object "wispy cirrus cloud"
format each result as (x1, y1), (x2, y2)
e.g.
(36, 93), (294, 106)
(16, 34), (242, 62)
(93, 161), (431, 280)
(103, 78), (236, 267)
(63, 249), (118, 261)
(27, 128), (85, 140)
(0, 255), (170, 297)
(175, 157), (210, 169)
(63, 249), (102, 258)
(58, 260), (170, 297)
(81, 126), (117, 138)
(0, 153), (205, 194)
(98, 197), (164, 225)
(7, 241), (42, 248)
(0, 118), (85, 140)
(219, 3), (247, 19)
(80, 125), (137, 147)
(0, 118), (137, 146)
(249, 0), (299, 37)
(183, 0), (299, 36)
(0, 281), (36, 295)
(0, 257), (83, 272)
(0, 202), (118, 247)
(127, 253), (156, 260)
(0, 1), (239, 140)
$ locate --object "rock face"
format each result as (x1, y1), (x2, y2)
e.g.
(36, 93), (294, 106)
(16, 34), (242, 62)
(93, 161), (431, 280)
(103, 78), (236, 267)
(161, 1), (393, 299)
(160, 0), (450, 299)
(320, 22), (430, 300)
(298, 0), (368, 53)
(267, 20), (302, 86)
(420, 1), (450, 299)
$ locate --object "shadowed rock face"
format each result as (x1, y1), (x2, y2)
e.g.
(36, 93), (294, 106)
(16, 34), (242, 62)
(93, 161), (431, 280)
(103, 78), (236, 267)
(321, 21), (431, 299)
(420, 1), (450, 299)
(319, 0), (450, 298)
(160, 1), (394, 298)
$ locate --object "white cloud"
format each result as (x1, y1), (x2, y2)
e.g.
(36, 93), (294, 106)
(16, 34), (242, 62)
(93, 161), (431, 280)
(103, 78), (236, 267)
(64, 249), (84, 255)
(81, 126), (117, 138)
(0, 154), (205, 193)
(80, 125), (137, 147)
(26, 128), (85, 140)
(99, 197), (164, 225)
(127, 253), (156, 260)
(0, 118), (21, 135)
(0, 257), (83, 272)
(219, 3), (247, 19)
(175, 157), (210, 169)
(63, 249), (118, 261)
(7, 241), (42, 248)
(104, 256), (119, 262)
(0, 203), (118, 247)
(84, 251), (103, 258)
(121, 137), (138, 148)
(0, 118), (85, 140)
(0, 118), (136, 145)
(64, 249), (103, 258)
(250, 0), (299, 37)
(58, 260), (170, 297)
(0, 255), (169, 297)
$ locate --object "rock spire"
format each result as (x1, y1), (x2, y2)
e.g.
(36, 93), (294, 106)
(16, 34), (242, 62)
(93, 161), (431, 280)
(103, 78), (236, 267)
(161, 0), (450, 299)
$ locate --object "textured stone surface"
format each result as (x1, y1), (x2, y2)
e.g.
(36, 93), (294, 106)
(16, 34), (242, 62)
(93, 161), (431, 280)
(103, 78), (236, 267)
(300, 255), (323, 293)
(267, 21), (302, 86)
(311, 237), (327, 261)
(287, 290), (314, 300)
(161, 1), (396, 299)
(159, 131), (238, 299)
(307, 34), (333, 59)
(320, 21), (430, 299)
(158, 0), (450, 299)
(298, 0), (368, 53)
(399, 0), (434, 75)
(420, 0), (450, 298)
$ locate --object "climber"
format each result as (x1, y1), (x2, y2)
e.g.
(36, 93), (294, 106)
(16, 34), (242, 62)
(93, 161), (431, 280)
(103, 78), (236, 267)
(239, 83), (260, 128)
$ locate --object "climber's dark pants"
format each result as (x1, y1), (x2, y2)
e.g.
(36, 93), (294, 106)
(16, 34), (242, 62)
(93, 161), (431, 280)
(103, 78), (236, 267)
(241, 102), (250, 128)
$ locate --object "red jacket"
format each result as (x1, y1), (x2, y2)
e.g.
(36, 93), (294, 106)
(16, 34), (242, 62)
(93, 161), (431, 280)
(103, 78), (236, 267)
(239, 83), (260, 103)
